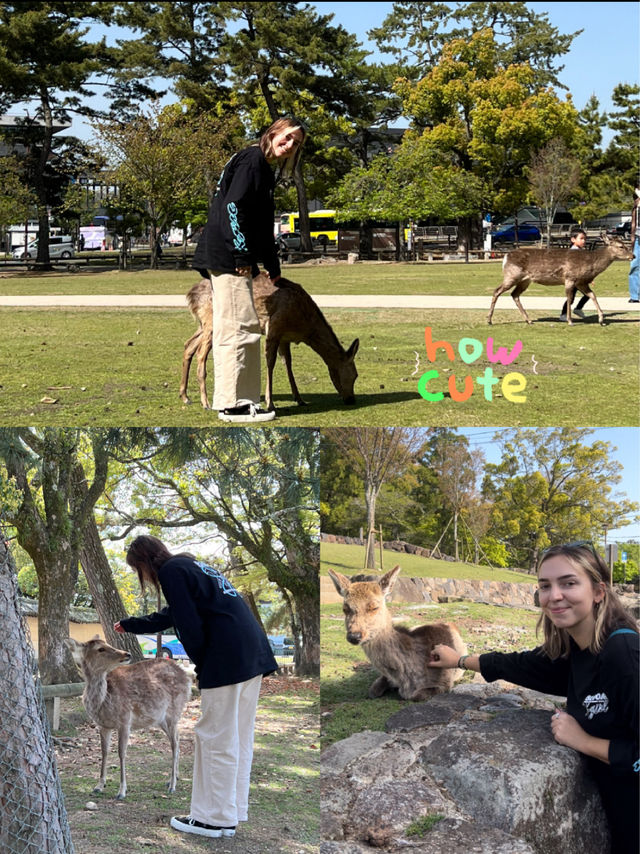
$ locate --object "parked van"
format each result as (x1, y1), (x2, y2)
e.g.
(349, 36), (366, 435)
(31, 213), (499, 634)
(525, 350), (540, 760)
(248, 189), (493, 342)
(12, 235), (75, 260)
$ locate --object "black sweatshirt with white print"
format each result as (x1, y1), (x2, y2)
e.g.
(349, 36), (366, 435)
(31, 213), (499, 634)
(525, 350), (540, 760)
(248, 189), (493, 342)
(119, 555), (277, 689)
(192, 145), (280, 280)
(480, 628), (639, 853)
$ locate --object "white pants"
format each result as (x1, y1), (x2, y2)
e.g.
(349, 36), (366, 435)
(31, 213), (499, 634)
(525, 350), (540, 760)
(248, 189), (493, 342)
(190, 675), (262, 827)
(209, 271), (262, 410)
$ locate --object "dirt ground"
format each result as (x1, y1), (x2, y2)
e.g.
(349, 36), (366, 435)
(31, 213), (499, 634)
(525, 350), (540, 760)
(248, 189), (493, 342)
(55, 675), (320, 854)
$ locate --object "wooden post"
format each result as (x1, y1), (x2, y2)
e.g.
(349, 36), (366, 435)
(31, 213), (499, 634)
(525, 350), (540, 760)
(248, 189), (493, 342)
(379, 526), (384, 571)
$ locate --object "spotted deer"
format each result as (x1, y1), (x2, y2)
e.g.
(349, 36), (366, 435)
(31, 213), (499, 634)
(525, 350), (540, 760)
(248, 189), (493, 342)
(180, 272), (359, 411)
(487, 235), (633, 326)
(328, 566), (466, 701)
(66, 636), (191, 799)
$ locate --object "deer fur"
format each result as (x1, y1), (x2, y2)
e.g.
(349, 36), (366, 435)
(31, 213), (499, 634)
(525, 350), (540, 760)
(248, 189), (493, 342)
(180, 272), (359, 411)
(487, 235), (632, 326)
(328, 566), (466, 701)
(66, 636), (191, 800)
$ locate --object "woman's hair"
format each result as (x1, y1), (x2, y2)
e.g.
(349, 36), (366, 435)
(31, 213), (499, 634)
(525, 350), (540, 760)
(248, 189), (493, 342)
(259, 116), (307, 179)
(125, 534), (194, 594)
(536, 542), (638, 658)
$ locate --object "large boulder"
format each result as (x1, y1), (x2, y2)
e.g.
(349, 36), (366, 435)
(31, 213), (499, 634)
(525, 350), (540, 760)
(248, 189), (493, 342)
(321, 683), (610, 853)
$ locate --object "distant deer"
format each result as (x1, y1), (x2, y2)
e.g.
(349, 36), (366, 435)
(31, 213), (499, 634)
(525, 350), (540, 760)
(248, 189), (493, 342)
(66, 636), (191, 800)
(487, 235), (633, 326)
(328, 566), (466, 701)
(180, 272), (359, 411)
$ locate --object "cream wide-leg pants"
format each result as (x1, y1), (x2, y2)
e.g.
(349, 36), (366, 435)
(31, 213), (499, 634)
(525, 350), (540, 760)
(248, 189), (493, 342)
(209, 270), (263, 410)
(190, 674), (262, 828)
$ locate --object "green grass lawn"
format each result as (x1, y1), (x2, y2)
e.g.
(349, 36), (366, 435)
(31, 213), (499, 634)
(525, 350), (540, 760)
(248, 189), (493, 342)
(0, 263), (636, 426)
(321, 541), (533, 583)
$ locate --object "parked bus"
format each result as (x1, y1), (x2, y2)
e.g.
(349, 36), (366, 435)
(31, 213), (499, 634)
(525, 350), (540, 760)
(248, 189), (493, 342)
(279, 210), (338, 245)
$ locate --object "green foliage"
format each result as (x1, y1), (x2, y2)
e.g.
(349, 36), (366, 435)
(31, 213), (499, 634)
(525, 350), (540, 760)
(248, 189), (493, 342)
(406, 814), (445, 836)
(613, 558), (638, 586)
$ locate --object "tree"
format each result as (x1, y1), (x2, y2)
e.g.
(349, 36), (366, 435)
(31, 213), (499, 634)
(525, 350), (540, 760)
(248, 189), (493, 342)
(94, 103), (239, 268)
(322, 429), (427, 568)
(0, 155), (36, 236)
(104, 428), (321, 676)
(483, 428), (639, 571)
(370, 1), (581, 92)
(0, 2), (109, 267)
(0, 534), (74, 853)
(528, 138), (581, 245)
(602, 83), (640, 187)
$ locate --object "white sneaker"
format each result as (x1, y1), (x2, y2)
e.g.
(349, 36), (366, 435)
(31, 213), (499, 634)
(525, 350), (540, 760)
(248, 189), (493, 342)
(170, 816), (236, 838)
(573, 309), (586, 318)
(218, 404), (275, 423)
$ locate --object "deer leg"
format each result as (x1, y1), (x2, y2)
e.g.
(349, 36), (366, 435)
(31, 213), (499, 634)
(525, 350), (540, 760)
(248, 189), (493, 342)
(160, 720), (180, 793)
(582, 286), (605, 325)
(510, 282), (532, 324)
(279, 341), (306, 405)
(195, 334), (212, 409)
(264, 334), (279, 411)
(179, 329), (203, 404)
(368, 674), (393, 698)
(488, 279), (519, 325)
(115, 724), (131, 800)
(94, 727), (112, 793)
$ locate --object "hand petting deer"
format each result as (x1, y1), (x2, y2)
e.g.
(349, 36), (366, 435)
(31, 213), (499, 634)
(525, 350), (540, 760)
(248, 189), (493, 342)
(180, 272), (359, 411)
(66, 636), (191, 800)
(487, 235), (632, 326)
(329, 566), (466, 701)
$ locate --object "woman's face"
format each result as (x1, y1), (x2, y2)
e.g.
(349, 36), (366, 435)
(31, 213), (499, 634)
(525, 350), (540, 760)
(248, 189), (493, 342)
(269, 126), (304, 161)
(537, 555), (605, 645)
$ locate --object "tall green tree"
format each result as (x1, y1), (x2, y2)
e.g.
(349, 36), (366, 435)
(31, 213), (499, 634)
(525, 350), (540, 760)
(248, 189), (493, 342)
(482, 428), (639, 572)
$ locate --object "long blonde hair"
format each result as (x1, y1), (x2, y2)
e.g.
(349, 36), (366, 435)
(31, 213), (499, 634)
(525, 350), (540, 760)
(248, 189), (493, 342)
(259, 116), (306, 179)
(536, 543), (638, 658)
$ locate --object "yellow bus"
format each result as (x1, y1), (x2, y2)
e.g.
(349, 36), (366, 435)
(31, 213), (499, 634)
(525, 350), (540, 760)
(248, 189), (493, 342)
(279, 210), (338, 245)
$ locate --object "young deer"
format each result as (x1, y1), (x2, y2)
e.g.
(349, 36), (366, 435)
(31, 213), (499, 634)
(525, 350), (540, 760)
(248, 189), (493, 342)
(180, 272), (359, 411)
(328, 566), (466, 701)
(487, 235), (633, 326)
(66, 636), (191, 800)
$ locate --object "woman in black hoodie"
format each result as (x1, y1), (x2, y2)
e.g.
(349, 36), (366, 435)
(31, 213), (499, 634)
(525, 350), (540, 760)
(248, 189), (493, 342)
(192, 117), (306, 423)
(115, 535), (278, 840)
(428, 541), (639, 854)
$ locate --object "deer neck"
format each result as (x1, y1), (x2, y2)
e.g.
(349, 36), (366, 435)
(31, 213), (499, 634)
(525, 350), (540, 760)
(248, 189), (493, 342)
(363, 616), (401, 665)
(306, 315), (344, 362)
(82, 666), (109, 718)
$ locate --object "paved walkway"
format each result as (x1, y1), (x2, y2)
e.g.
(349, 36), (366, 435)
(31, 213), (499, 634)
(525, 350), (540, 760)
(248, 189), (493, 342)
(0, 293), (638, 312)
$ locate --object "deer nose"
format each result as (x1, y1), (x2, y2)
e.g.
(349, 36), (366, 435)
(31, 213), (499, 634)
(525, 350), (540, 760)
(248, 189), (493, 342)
(347, 631), (362, 645)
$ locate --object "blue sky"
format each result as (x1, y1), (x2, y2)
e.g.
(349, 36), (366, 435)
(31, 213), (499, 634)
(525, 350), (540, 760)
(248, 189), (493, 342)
(458, 427), (640, 543)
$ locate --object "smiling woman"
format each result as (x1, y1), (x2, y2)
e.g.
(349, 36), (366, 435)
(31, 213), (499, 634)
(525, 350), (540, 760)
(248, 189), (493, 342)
(428, 541), (639, 854)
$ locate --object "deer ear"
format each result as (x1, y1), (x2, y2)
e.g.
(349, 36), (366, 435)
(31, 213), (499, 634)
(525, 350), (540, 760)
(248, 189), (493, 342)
(347, 339), (360, 359)
(328, 569), (351, 596)
(379, 565), (401, 597)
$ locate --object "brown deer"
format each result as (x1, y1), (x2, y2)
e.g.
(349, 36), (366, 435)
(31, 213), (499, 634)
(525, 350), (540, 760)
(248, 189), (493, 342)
(487, 235), (633, 326)
(180, 272), (359, 411)
(328, 566), (466, 701)
(66, 636), (191, 800)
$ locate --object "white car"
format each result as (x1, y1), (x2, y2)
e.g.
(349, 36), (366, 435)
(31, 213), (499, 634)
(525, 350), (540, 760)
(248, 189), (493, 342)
(13, 235), (75, 260)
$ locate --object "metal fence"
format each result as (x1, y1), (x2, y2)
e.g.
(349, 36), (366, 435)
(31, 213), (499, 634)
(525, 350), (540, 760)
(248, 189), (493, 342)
(0, 536), (74, 854)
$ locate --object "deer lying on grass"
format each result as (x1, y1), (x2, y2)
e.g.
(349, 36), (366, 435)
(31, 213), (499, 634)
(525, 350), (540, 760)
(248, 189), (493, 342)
(328, 566), (466, 701)
(487, 235), (632, 326)
(180, 272), (359, 411)
(66, 636), (191, 800)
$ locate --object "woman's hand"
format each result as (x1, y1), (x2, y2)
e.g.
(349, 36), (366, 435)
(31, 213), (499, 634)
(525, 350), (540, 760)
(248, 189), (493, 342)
(550, 709), (610, 764)
(270, 274), (281, 284)
(114, 621), (124, 634)
(236, 266), (252, 278)
(428, 644), (460, 668)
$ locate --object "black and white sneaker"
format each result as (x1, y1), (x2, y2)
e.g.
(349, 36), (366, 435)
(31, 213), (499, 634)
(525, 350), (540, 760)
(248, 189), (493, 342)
(170, 815), (236, 838)
(218, 404), (275, 423)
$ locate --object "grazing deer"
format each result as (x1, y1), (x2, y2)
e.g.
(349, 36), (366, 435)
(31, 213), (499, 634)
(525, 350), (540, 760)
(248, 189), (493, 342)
(180, 272), (359, 410)
(66, 636), (191, 800)
(487, 235), (633, 326)
(328, 566), (466, 701)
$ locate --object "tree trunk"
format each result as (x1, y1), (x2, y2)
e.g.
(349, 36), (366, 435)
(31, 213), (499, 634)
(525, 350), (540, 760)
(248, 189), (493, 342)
(0, 536), (74, 854)
(453, 509), (459, 561)
(293, 586), (319, 676)
(79, 512), (144, 661)
(293, 162), (313, 252)
(363, 484), (378, 569)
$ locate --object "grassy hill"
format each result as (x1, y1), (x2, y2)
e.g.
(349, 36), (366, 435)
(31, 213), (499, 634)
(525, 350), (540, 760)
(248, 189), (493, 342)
(321, 540), (534, 584)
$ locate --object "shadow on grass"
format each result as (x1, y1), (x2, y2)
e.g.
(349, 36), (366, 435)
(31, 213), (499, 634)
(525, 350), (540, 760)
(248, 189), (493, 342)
(270, 390), (418, 415)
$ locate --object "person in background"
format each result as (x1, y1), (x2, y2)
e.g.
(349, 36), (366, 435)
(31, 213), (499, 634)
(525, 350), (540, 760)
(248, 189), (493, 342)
(559, 228), (591, 321)
(628, 186), (640, 303)
(192, 117), (307, 423)
(428, 541), (638, 854)
(115, 535), (278, 840)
